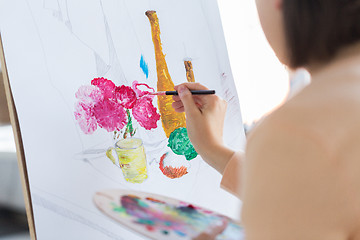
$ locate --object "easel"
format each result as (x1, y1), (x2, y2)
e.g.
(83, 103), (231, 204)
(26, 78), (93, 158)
(0, 35), (37, 239)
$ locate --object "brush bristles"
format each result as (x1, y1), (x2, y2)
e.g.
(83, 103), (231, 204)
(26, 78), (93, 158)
(149, 91), (166, 96)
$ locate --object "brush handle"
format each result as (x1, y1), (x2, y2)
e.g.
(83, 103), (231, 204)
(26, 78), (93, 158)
(166, 90), (216, 95)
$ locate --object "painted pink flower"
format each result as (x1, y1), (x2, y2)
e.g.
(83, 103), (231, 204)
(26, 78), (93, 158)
(93, 99), (127, 132)
(132, 96), (160, 130)
(74, 86), (103, 134)
(75, 78), (159, 135)
(74, 102), (97, 134)
(91, 77), (116, 99)
(115, 85), (137, 109)
(132, 80), (155, 97)
(75, 85), (103, 105)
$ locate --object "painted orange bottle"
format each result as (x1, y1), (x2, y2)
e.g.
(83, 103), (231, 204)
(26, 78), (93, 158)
(146, 11), (186, 138)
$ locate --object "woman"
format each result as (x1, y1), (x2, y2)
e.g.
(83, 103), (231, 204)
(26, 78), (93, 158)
(172, 0), (360, 239)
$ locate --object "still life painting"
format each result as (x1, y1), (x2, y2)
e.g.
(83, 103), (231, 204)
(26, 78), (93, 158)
(74, 10), (202, 184)
(0, 0), (246, 239)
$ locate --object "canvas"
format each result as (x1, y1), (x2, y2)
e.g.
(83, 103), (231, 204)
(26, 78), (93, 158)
(0, 0), (246, 239)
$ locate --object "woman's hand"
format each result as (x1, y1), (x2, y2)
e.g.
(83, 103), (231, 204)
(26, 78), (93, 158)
(172, 83), (235, 174)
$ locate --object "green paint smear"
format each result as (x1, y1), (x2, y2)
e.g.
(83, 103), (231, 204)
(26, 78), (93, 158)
(168, 127), (198, 161)
(137, 219), (155, 226)
(138, 200), (149, 208)
(164, 221), (172, 226)
(112, 203), (127, 216)
(124, 109), (136, 138)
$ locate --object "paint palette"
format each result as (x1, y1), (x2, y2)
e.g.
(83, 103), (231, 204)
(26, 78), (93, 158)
(94, 189), (244, 240)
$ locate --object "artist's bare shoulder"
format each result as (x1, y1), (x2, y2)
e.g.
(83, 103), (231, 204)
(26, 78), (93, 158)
(282, 74), (360, 154)
(267, 73), (360, 239)
(243, 74), (360, 239)
(244, 73), (360, 239)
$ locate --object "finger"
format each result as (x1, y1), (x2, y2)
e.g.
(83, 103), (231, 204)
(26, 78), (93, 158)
(172, 95), (180, 101)
(172, 100), (184, 109)
(172, 100), (202, 113)
(174, 82), (209, 91)
(193, 219), (228, 240)
(193, 96), (204, 106)
(199, 95), (224, 112)
(204, 219), (228, 236)
(178, 86), (201, 117)
(174, 106), (185, 113)
(173, 92), (206, 104)
(172, 98), (203, 109)
(173, 97), (202, 107)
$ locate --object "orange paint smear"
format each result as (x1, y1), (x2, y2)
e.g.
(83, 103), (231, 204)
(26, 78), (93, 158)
(184, 61), (195, 83)
(146, 11), (186, 138)
(146, 197), (166, 204)
(159, 153), (188, 179)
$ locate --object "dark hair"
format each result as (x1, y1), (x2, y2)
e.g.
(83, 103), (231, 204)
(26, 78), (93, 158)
(283, 0), (360, 68)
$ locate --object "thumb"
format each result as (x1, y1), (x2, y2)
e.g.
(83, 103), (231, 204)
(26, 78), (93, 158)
(193, 219), (228, 240)
(178, 86), (200, 117)
(204, 219), (228, 236)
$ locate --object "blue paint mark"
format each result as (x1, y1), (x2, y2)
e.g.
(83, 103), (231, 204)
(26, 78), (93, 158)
(140, 55), (149, 79)
(175, 230), (187, 237)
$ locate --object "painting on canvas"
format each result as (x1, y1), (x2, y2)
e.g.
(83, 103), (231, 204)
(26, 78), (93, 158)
(0, 0), (246, 239)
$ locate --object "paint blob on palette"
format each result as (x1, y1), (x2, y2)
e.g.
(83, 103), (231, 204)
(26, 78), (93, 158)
(94, 190), (244, 240)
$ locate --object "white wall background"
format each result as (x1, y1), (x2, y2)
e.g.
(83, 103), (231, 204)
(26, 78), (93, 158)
(218, 0), (289, 124)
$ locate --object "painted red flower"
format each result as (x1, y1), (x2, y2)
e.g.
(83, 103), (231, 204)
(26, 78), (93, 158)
(115, 81), (159, 131)
(91, 77), (116, 99)
(132, 96), (160, 130)
(115, 85), (137, 109)
(93, 99), (127, 132)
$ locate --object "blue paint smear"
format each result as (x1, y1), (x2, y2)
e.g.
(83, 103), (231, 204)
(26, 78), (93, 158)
(140, 55), (149, 79)
(175, 230), (187, 237)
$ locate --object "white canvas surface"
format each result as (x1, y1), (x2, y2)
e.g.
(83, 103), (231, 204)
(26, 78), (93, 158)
(0, 0), (246, 239)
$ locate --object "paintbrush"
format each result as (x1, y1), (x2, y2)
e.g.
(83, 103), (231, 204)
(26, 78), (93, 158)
(149, 90), (216, 96)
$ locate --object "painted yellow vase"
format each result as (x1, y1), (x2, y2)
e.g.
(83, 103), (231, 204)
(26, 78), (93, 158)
(106, 138), (148, 183)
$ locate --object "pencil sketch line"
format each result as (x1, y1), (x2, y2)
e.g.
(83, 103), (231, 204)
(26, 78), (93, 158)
(200, 0), (223, 76)
(33, 186), (103, 217)
(26, 0), (85, 149)
(43, 0), (63, 21)
(55, 0), (62, 21)
(63, 0), (72, 31)
(84, 158), (132, 188)
(94, 51), (111, 76)
(100, 0), (128, 84)
(32, 193), (125, 240)
(43, 0), (126, 83)
(122, 0), (144, 53)
(199, 0), (244, 145)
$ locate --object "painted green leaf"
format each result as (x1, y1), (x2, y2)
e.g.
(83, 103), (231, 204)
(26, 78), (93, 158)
(168, 127), (198, 161)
